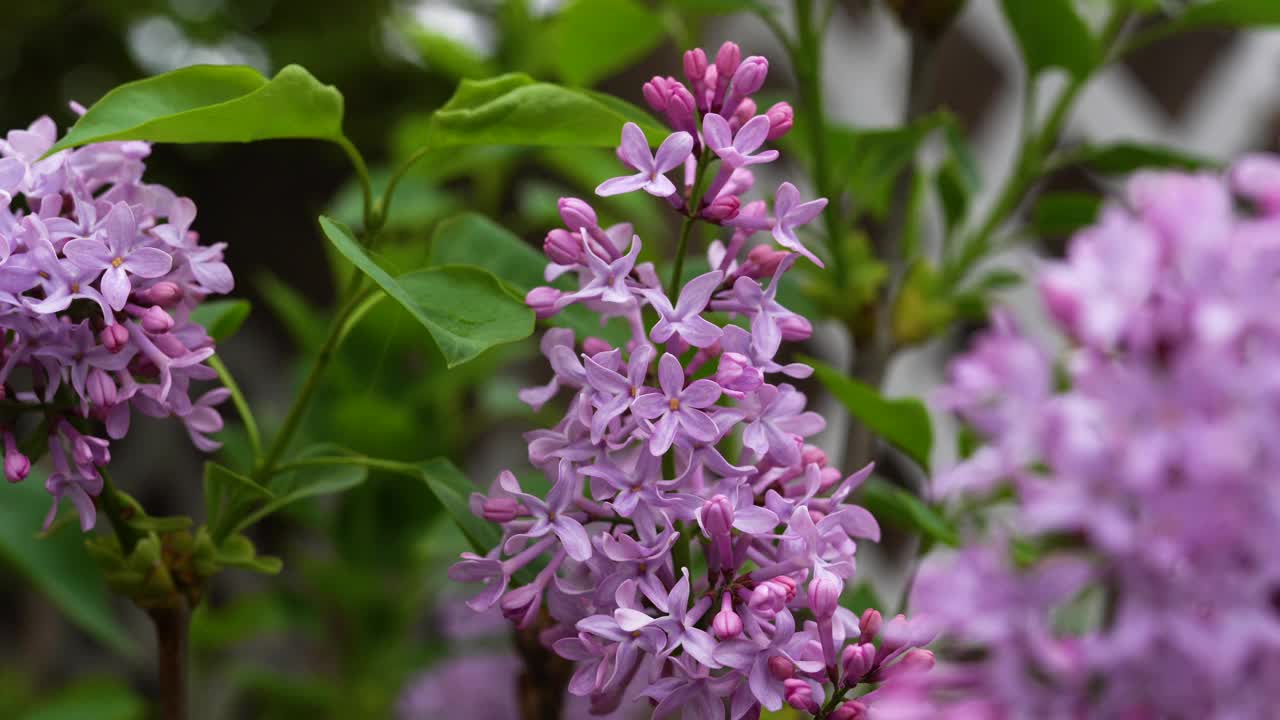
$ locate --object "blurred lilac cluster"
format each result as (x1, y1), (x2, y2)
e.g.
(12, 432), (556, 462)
(879, 159), (1280, 718)
(0, 113), (232, 532)
(449, 43), (934, 719)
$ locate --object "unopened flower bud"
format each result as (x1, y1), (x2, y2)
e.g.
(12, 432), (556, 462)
(818, 466), (842, 491)
(783, 679), (817, 713)
(642, 76), (672, 114)
(499, 584), (541, 628)
(841, 642), (876, 683)
(544, 229), (582, 266)
(526, 287), (562, 319)
(731, 56), (768, 98)
(482, 496), (521, 523)
(878, 648), (936, 681)
(683, 49), (709, 90)
(801, 445), (828, 467)
(830, 700), (868, 720)
(582, 337), (613, 356)
(859, 608), (883, 642)
(766, 102), (794, 140)
(100, 324), (129, 353)
(702, 494), (735, 537)
(732, 98), (757, 129)
(749, 581), (786, 618)
(703, 195), (740, 222)
(713, 593), (743, 640)
(768, 655), (795, 681)
(3, 433), (29, 484)
(770, 575), (798, 601)
(808, 574), (842, 619)
(558, 197), (598, 233)
(716, 352), (763, 396)
(668, 86), (698, 136)
(141, 281), (183, 307)
(778, 314), (813, 342)
(746, 245), (789, 278)
(86, 368), (117, 408)
(153, 332), (187, 358)
(141, 305), (175, 334)
(715, 42), (741, 79)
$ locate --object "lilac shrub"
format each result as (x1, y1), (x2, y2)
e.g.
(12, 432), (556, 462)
(448, 43), (933, 719)
(0, 112), (232, 532)
(877, 160), (1280, 718)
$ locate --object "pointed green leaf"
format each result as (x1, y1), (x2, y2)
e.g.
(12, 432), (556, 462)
(999, 0), (1098, 79)
(1032, 191), (1102, 237)
(48, 64), (344, 155)
(1174, 0), (1280, 30)
(554, 0), (665, 87)
(0, 480), (138, 657)
(428, 213), (547, 291)
(189, 299), (251, 342)
(805, 357), (934, 470)
(416, 458), (500, 555)
(1069, 142), (1217, 174)
(427, 73), (667, 149)
(857, 476), (958, 548)
(227, 450), (367, 537)
(320, 216), (533, 367)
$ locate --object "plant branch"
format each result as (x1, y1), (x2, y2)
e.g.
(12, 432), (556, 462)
(149, 604), (190, 720)
(669, 149), (714, 297)
(98, 467), (142, 554)
(207, 354), (261, 461)
(335, 136), (375, 231)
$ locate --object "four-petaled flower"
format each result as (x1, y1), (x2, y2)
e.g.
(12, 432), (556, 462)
(703, 113), (779, 169)
(631, 353), (723, 455)
(771, 182), (827, 267)
(64, 202), (173, 310)
(596, 123), (693, 198)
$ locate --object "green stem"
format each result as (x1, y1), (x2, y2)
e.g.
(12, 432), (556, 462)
(380, 144), (436, 232)
(669, 214), (698, 299)
(792, 0), (845, 282)
(272, 454), (421, 478)
(256, 287), (375, 478)
(98, 468), (141, 554)
(336, 137), (375, 231)
(668, 150), (713, 297)
(207, 354), (261, 460)
(947, 8), (1130, 284)
(816, 686), (850, 719)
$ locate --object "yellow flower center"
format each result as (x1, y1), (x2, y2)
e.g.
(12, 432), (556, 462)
(668, 398), (680, 411)
(111, 257), (124, 268)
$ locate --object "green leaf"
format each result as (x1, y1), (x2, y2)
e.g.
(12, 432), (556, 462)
(416, 458), (500, 555)
(1031, 191), (1102, 236)
(214, 534), (282, 575)
(429, 213), (547, 291)
(0, 480), (138, 657)
(48, 64), (343, 155)
(554, 0), (665, 87)
(806, 357), (934, 470)
(320, 216), (534, 367)
(401, 25), (496, 79)
(1174, 0), (1280, 30)
(1069, 142), (1217, 174)
(857, 476), (958, 548)
(189, 299), (251, 342)
(20, 678), (144, 720)
(203, 461), (272, 542)
(664, 0), (772, 13)
(999, 0), (1098, 78)
(426, 73), (668, 149)
(227, 449), (367, 537)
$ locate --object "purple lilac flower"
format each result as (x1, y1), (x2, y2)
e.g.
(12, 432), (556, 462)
(0, 112), (233, 531)
(879, 160), (1280, 718)
(449, 42), (923, 720)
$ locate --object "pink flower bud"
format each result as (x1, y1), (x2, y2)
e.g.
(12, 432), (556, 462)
(841, 642), (876, 683)
(702, 195), (740, 222)
(715, 42), (741, 79)
(684, 49), (709, 91)
(859, 608), (883, 642)
(582, 337), (613, 356)
(770, 575), (798, 601)
(544, 229), (582, 266)
(141, 281), (183, 307)
(818, 467), (842, 492)
(802, 445), (828, 467)
(141, 305), (175, 334)
(716, 352), (763, 396)
(668, 86), (698, 136)
(482, 497), (521, 523)
(880, 613), (912, 654)
(3, 433), (29, 484)
(153, 332), (187, 358)
(100, 324), (129, 353)
(783, 679), (817, 713)
(642, 76), (672, 114)
(746, 245), (789, 278)
(526, 287), (562, 319)
(731, 56), (768, 98)
(778, 314), (813, 342)
(713, 593), (743, 640)
(830, 701), (868, 720)
(732, 98), (757, 129)
(86, 368), (117, 408)
(702, 494), (734, 537)
(808, 574), (842, 619)
(766, 102), (794, 141)
(878, 649), (936, 681)
(768, 655), (795, 681)
(748, 581), (787, 618)
(558, 197), (598, 233)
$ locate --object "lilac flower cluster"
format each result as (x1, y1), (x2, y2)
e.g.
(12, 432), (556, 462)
(877, 159), (1280, 718)
(450, 43), (933, 719)
(0, 113), (232, 532)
